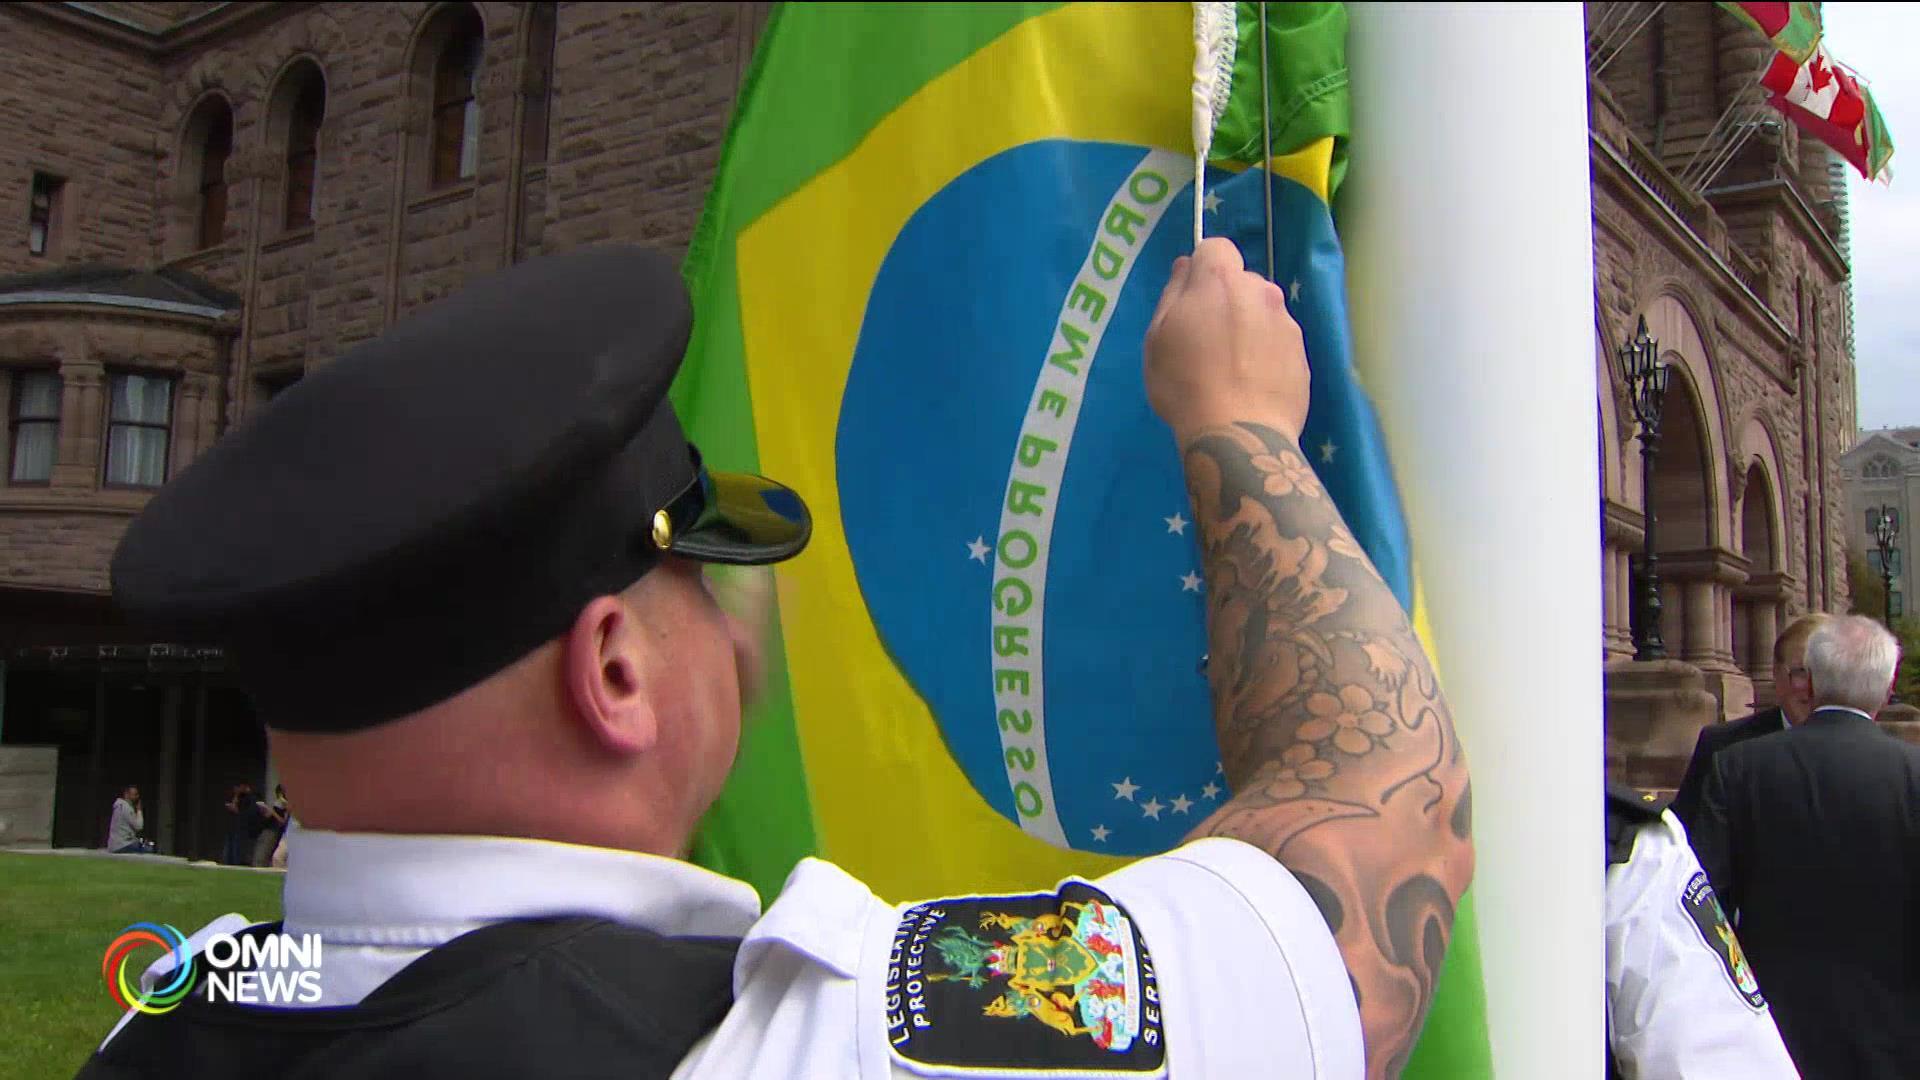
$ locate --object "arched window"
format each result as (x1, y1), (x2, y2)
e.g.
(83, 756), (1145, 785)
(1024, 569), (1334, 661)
(521, 3), (558, 166)
(430, 8), (485, 186)
(279, 63), (327, 230)
(1864, 456), (1900, 480)
(188, 98), (234, 250)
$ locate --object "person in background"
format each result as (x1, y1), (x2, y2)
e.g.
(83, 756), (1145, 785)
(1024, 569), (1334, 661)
(221, 783), (263, 867)
(1669, 613), (1831, 836)
(107, 785), (153, 855)
(1694, 615), (1917, 1078)
(253, 785), (290, 867)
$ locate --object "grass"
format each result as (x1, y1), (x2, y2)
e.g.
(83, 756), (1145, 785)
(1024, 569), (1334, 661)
(0, 853), (284, 1079)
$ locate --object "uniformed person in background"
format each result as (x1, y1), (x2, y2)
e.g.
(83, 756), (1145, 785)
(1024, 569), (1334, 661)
(79, 238), (1472, 1079)
(1605, 781), (1797, 1078)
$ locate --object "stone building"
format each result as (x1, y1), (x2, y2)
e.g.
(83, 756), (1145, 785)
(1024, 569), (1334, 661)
(0, 1), (768, 854)
(1842, 427), (1920, 617)
(1587, 1), (1859, 786)
(0, 1), (1864, 847)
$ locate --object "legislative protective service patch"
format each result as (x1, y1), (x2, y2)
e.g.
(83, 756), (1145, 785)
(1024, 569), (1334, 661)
(1681, 871), (1766, 1010)
(883, 882), (1167, 1076)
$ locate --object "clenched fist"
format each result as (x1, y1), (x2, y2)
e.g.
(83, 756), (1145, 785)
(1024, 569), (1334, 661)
(1143, 237), (1310, 444)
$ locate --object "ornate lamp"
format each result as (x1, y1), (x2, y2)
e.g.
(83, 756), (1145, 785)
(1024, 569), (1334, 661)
(1619, 315), (1670, 661)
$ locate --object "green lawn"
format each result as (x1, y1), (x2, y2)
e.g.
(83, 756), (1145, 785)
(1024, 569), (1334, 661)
(0, 853), (284, 1079)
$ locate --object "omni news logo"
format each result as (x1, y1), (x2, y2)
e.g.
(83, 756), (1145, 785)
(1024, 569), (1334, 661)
(103, 923), (323, 1013)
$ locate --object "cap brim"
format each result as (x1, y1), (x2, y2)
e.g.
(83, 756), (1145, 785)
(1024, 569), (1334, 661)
(665, 470), (812, 565)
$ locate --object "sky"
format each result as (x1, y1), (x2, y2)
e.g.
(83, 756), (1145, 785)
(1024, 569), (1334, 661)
(1824, 3), (1919, 431)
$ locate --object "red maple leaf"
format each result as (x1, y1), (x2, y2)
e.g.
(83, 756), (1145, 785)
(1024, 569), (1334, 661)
(1808, 55), (1835, 91)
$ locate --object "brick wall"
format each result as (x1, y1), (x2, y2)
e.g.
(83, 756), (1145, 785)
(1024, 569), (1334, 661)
(0, 511), (127, 592)
(0, 14), (161, 276)
(128, 2), (763, 377)
(0, 2), (768, 605)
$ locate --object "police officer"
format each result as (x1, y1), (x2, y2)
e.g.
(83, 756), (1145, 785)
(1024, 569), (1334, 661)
(80, 238), (1471, 1078)
(1604, 781), (1797, 1077)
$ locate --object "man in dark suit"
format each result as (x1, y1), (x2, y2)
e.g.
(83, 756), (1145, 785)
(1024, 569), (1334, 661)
(1669, 613), (1830, 835)
(1692, 614), (1917, 1079)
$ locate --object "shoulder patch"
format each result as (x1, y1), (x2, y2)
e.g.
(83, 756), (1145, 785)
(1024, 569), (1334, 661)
(884, 881), (1166, 1077)
(1680, 871), (1766, 1011)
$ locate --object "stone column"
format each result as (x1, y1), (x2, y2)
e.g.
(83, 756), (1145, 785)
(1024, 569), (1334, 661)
(173, 373), (213, 471)
(52, 361), (103, 488)
(157, 687), (181, 854)
(1661, 579), (1685, 654)
(1597, 541), (1612, 641)
(1602, 506), (1643, 661)
(1618, 550), (1634, 648)
(1728, 584), (1743, 668)
(1682, 577), (1717, 665)
(1750, 600), (1777, 681)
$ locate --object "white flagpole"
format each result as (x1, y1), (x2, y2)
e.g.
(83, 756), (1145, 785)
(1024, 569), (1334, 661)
(1344, 5), (1602, 1077)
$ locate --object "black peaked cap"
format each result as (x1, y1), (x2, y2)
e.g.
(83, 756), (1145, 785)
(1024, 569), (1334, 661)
(110, 245), (809, 733)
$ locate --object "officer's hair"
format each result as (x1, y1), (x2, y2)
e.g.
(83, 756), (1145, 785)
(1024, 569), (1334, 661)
(1773, 612), (1833, 670)
(1803, 614), (1901, 714)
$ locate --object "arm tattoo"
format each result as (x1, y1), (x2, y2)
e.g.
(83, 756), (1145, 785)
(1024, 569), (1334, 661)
(1180, 422), (1474, 1080)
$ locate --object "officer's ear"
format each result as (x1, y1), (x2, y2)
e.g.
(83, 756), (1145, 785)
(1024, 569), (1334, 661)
(563, 594), (659, 756)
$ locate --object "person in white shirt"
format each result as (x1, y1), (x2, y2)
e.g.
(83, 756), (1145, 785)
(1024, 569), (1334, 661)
(85, 241), (1471, 1079)
(1603, 782), (1797, 1078)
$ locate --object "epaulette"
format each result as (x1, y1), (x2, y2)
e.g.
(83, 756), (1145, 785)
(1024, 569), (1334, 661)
(1605, 780), (1667, 820)
(1604, 780), (1667, 866)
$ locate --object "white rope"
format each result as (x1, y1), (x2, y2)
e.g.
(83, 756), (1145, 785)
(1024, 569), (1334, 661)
(1191, 2), (1238, 246)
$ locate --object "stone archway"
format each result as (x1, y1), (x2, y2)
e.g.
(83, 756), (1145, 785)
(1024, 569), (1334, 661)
(1731, 415), (1791, 704)
(1598, 327), (1638, 660)
(1650, 362), (1712, 551)
(1641, 361), (1713, 657)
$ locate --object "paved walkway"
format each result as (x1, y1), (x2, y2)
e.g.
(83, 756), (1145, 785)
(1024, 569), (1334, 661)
(2, 846), (283, 873)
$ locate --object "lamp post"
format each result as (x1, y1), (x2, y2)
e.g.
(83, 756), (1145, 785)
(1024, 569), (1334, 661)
(1873, 506), (1900, 628)
(1619, 315), (1671, 661)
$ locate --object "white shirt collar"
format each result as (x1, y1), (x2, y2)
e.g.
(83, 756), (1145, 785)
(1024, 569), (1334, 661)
(1814, 705), (1877, 722)
(280, 823), (763, 948)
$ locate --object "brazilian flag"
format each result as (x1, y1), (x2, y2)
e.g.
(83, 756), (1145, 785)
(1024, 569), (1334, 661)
(675, 3), (1490, 1074)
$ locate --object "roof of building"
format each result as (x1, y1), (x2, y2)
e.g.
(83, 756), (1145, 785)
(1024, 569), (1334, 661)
(1847, 428), (1920, 460)
(0, 263), (240, 313)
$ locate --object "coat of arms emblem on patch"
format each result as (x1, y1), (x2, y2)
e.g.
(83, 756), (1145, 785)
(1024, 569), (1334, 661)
(1681, 870), (1767, 1010)
(884, 882), (1166, 1075)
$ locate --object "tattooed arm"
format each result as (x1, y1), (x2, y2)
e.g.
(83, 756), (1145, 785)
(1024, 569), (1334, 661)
(1146, 240), (1473, 1079)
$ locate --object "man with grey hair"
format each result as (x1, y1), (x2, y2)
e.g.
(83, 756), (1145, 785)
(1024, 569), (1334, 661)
(1694, 614), (1916, 1078)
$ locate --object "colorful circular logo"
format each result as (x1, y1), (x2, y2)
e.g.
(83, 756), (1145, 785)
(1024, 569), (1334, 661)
(102, 923), (195, 1014)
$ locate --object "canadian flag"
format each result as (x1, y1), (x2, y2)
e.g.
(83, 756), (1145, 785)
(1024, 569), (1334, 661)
(1758, 44), (1891, 180)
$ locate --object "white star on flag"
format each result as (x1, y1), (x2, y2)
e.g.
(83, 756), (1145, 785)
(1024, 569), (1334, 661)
(1288, 278), (1302, 303)
(1171, 794), (1193, 815)
(1112, 777), (1139, 801)
(1141, 797), (1164, 820)
(1180, 571), (1203, 593)
(1164, 512), (1188, 535)
(1320, 439), (1338, 464)
(1215, 761), (1224, 774)
(1090, 824), (1111, 842)
(1203, 191), (1222, 214)
(1202, 781), (1222, 800)
(966, 536), (990, 563)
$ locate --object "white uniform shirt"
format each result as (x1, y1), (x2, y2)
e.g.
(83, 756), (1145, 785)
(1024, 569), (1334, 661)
(115, 824), (1363, 1078)
(1606, 809), (1799, 1078)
